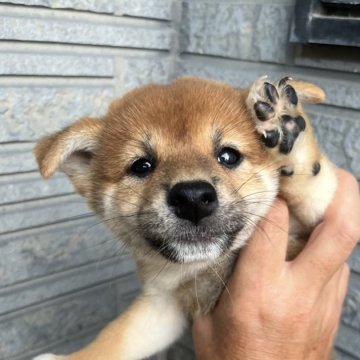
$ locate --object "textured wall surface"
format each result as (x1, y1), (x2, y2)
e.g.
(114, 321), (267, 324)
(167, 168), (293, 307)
(0, 0), (359, 359)
(0, 1), (173, 359)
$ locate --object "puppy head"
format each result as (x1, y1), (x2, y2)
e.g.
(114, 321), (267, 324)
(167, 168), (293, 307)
(35, 77), (279, 264)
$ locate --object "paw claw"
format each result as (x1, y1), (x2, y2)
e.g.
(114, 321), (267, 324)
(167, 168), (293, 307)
(33, 354), (62, 360)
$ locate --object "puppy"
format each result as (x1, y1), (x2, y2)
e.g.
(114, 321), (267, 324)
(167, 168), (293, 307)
(33, 76), (337, 360)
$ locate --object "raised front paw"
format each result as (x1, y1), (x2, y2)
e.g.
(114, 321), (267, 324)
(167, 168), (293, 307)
(246, 76), (306, 155)
(33, 354), (64, 360)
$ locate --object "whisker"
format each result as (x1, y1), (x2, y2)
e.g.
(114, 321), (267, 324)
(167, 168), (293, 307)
(195, 271), (200, 313)
(151, 261), (169, 282)
(208, 260), (234, 307)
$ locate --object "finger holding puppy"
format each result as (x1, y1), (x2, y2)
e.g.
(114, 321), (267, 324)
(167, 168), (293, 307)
(194, 168), (358, 360)
(293, 168), (360, 291)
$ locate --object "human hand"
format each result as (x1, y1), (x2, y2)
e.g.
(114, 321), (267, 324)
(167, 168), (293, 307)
(193, 169), (360, 360)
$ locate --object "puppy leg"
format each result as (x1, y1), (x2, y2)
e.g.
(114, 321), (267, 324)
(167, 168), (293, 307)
(246, 76), (337, 232)
(247, 77), (337, 359)
(34, 293), (186, 360)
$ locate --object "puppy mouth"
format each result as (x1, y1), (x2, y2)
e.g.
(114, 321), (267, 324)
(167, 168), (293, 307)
(143, 226), (243, 263)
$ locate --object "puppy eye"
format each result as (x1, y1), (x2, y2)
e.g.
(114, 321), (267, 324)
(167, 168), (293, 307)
(129, 158), (155, 178)
(217, 147), (243, 168)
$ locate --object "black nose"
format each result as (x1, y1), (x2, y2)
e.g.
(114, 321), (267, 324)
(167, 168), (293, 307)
(167, 181), (218, 224)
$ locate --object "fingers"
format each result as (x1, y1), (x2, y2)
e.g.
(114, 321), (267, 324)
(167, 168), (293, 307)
(192, 315), (214, 359)
(293, 169), (360, 291)
(235, 198), (289, 276)
(321, 263), (349, 306)
(317, 264), (350, 347)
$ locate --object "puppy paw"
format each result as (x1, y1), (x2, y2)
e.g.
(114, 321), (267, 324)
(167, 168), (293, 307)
(246, 76), (306, 155)
(33, 354), (64, 360)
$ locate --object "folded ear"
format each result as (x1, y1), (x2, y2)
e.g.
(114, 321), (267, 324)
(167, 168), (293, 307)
(288, 80), (325, 104)
(34, 117), (103, 196)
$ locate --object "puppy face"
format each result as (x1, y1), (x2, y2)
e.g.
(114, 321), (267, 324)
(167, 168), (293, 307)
(35, 77), (278, 264)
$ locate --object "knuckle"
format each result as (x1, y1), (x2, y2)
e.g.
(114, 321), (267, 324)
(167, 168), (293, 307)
(259, 297), (313, 328)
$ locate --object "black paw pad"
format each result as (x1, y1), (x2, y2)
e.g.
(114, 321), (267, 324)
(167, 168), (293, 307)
(312, 162), (321, 176)
(280, 167), (294, 177)
(264, 82), (279, 104)
(281, 115), (292, 123)
(284, 85), (298, 105)
(279, 126), (299, 154)
(254, 101), (274, 121)
(261, 129), (280, 148)
(294, 116), (306, 131)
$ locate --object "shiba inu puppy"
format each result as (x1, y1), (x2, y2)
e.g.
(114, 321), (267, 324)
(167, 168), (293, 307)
(33, 76), (337, 360)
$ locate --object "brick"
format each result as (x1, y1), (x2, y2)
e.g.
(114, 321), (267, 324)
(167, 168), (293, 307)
(180, 2), (294, 64)
(341, 274), (360, 331)
(0, 0), (113, 13)
(0, 172), (73, 205)
(307, 105), (360, 179)
(250, 4), (294, 63)
(0, 86), (113, 142)
(181, 2), (257, 60)
(334, 350), (358, 360)
(115, 274), (139, 313)
(116, 0), (172, 20)
(0, 284), (117, 358)
(38, 330), (97, 358)
(0, 217), (121, 287)
(13, 330), (98, 360)
(177, 56), (280, 87)
(17, 275), (139, 360)
(116, 56), (171, 94)
(0, 143), (37, 174)
(0, 6), (171, 50)
(0, 257), (134, 314)
(0, 194), (91, 234)
(295, 74), (360, 112)
(349, 245), (360, 274)
(178, 57), (360, 110)
(0, 53), (114, 77)
(294, 45), (360, 74)
(336, 324), (360, 359)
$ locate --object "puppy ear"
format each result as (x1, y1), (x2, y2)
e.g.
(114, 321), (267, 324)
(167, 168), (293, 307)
(288, 80), (325, 104)
(34, 117), (102, 196)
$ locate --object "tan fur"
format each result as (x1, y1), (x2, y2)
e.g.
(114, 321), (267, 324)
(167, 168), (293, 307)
(34, 117), (103, 198)
(33, 77), (336, 360)
(289, 79), (325, 104)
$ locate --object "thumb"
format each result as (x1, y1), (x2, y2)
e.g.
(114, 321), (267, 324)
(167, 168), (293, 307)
(235, 199), (289, 278)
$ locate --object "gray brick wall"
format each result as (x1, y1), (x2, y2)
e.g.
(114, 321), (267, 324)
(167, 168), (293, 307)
(0, 1), (172, 359)
(0, 1), (359, 359)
